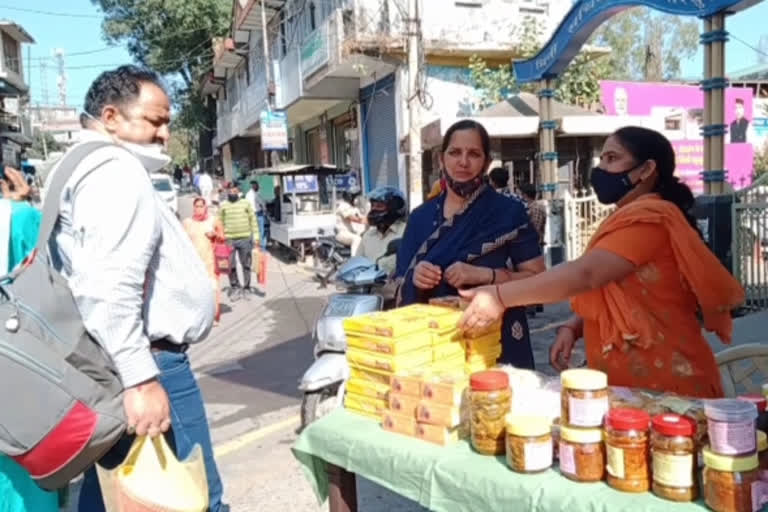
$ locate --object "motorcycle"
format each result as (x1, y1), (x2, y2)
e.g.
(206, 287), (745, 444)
(299, 239), (400, 429)
(312, 227), (351, 288)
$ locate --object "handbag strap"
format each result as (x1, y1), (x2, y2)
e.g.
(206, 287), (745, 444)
(37, 141), (113, 252)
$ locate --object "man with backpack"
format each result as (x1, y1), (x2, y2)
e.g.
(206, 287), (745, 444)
(47, 66), (224, 511)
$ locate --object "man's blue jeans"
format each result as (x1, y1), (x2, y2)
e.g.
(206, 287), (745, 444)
(78, 350), (224, 511)
(256, 212), (268, 250)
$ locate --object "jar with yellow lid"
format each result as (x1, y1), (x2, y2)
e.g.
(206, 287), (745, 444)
(651, 413), (699, 502)
(702, 446), (764, 512)
(560, 369), (608, 428)
(558, 425), (604, 482)
(505, 415), (553, 474)
(758, 431), (768, 481)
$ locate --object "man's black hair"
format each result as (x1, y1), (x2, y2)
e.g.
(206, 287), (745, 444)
(488, 167), (509, 189)
(518, 183), (537, 200)
(81, 65), (166, 128)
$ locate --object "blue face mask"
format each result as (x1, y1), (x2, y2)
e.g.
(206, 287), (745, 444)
(589, 163), (642, 205)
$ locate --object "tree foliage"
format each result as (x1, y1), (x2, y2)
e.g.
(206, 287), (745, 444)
(90, 0), (230, 134)
(27, 131), (63, 159)
(591, 7), (699, 81)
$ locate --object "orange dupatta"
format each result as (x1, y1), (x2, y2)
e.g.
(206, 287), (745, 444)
(571, 196), (745, 355)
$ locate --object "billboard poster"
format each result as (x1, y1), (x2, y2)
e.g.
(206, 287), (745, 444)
(283, 175), (319, 194)
(600, 81), (755, 194)
(260, 110), (289, 151)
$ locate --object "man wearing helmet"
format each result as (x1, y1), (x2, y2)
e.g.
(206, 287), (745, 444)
(356, 186), (407, 275)
(335, 186), (366, 254)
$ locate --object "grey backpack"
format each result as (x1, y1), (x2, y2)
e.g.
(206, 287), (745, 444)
(0, 141), (125, 490)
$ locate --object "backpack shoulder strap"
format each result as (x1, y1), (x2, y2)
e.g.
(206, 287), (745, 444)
(37, 141), (114, 251)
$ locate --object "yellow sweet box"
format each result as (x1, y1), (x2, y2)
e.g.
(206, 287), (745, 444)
(345, 377), (390, 401)
(416, 401), (462, 428)
(346, 331), (432, 356)
(431, 328), (461, 346)
(388, 392), (420, 416)
(344, 391), (388, 417)
(382, 411), (417, 437)
(462, 332), (501, 354)
(466, 350), (500, 367)
(346, 405), (381, 421)
(343, 310), (429, 338)
(462, 321), (503, 340)
(432, 341), (465, 362)
(391, 372), (423, 397)
(421, 373), (467, 407)
(349, 366), (392, 386)
(416, 422), (461, 446)
(347, 347), (432, 373)
(431, 355), (465, 374)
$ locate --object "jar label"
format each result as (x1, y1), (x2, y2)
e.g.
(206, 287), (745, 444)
(568, 395), (608, 427)
(607, 445), (625, 479)
(751, 481), (768, 512)
(760, 469), (768, 482)
(708, 419), (757, 455)
(559, 442), (575, 475)
(523, 440), (553, 471)
(653, 452), (693, 487)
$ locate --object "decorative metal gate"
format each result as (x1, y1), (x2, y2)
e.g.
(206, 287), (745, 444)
(732, 174), (768, 311)
(563, 188), (614, 261)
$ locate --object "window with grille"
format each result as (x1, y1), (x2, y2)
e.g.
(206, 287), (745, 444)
(2, 32), (19, 74)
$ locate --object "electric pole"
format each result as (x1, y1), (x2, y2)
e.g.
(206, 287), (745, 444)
(260, 0), (274, 169)
(406, 0), (423, 209)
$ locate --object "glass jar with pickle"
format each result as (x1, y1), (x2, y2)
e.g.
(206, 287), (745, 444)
(651, 413), (698, 502)
(558, 425), (605, 482)
(702, 446), (766, 512)
(505, 415), (553, 474)
(605, 408), (651, 493)
(560, 369), (608, 428)
(469, 371), (511, 456)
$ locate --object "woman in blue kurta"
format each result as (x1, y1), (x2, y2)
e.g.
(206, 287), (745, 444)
(394, 120), (545, 368)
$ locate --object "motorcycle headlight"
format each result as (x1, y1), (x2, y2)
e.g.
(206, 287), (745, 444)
(315, 317), (347, 352)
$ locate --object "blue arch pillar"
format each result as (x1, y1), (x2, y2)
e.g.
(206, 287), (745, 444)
(538, 79), (558, 200)
(701, 14), (729, 195)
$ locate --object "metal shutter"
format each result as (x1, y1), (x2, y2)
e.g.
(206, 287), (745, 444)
(360, 74), (398, 192)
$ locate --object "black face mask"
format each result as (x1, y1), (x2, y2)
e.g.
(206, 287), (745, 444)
(228, 194), (239, 202)
(443, 170), (484, 199)
(368, 210), (400, 231)
(589, 163), (642, 205)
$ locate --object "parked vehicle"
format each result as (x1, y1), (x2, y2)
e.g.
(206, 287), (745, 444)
(299, 240), (400, 429)
(313, 227), (351, 288)
(150, 173), (179, 215)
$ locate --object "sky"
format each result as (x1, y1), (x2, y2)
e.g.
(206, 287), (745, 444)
(1, 0), (766, 112)
(0, 0), (133, 111)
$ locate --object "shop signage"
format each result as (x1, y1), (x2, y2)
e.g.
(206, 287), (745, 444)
(260, 110), (288, 151)
(754, 118), (768, 137)
(513, 0), (760, 83)
(332, 172), (359, 191)
(283, 175), (319, 194)
(300, 24), (329, 78)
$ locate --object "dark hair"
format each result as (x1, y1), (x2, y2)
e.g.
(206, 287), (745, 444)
(193, 197), (206, 207)
(488, 167), (509, 189)
(518, 183), (537, 200)
(81, 65), (166, 127)
(441, 120), (491, 162)
(735, 99), (744, 106)
(611, 126), (698, 230)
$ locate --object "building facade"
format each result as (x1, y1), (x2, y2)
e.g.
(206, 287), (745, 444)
(204, 0), (571, 196)
(0, 21), (35, 167)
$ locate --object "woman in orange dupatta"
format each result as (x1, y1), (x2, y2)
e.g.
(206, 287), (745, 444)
(459, 127), (744, 398)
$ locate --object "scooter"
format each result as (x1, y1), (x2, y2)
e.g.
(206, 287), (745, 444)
(312, 228), (351, 288)
(299, 239), (400, 429)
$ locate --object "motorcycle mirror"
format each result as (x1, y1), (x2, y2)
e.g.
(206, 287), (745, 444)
(384, 238), (401, 257)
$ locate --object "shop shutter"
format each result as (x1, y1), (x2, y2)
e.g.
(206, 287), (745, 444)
(360, 74), (398, 192)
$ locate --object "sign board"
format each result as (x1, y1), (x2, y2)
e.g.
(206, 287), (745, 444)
(514, 0), (762, 83)
(300, 24), (329, 78)
(260, 110), (288, 150)
(331, 172), (359, 191)
(283, 175), (319, 194)
(754, 118), (768, 137)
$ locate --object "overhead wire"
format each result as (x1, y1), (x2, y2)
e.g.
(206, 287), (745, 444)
(0, 4), (101, 18)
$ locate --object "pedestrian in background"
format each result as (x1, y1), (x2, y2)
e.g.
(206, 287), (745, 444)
(489, 167), (513, 196)
(183, 197), (225, 326)
(218, 183), (259, 299)
(246, 179), (269, 250)
(47, 65), (224, 511)
(198, 170), (213, 206)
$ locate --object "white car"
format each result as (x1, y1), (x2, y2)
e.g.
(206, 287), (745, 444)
(150, 173), (179, 215)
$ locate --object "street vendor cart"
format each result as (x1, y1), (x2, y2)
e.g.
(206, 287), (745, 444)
(254, 163), (355, 262)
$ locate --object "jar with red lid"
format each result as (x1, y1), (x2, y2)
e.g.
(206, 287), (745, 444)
(605, 408), (651, 493)
(651, 413), (698, 502)
(738, 394), (768, 435)
(469, 371), (511, 455)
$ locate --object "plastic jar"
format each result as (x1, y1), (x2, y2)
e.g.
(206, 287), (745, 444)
(651, 413), (698, 502)
(560, 369), (608, 428)
(702, 446), (763, 512)
(758, 431), (768, 481)
(739, 394), (768, 435)
(604, 408), (651, 493)
(705, 399), (758, 456)
(558, 425), (604, 482)
(469, 371), (511, 455)
(505, 415), (553, 473)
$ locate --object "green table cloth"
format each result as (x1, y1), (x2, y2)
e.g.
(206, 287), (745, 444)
(293, 409), (710, 512)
